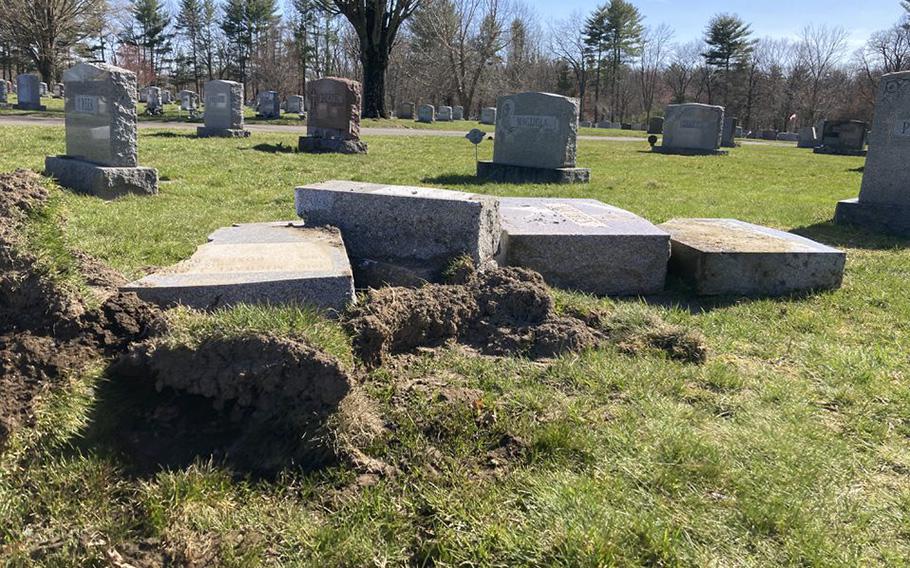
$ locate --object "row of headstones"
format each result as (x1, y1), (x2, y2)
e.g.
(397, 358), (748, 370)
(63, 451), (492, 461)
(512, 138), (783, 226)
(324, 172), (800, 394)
(398, 103), (498, 125)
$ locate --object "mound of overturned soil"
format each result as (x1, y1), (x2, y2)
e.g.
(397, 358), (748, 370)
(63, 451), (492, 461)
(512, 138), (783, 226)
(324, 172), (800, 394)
(108, 333), (382, 475)
(0, 170), (161, 451)
(345, 266), (707, 366)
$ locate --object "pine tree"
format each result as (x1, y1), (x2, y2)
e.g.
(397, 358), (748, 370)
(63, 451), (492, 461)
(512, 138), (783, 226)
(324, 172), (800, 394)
(176, 0), (203, 92)
(124, 0), (173, 79)
(702, 13), (753, 106)
(584, 1), (643, 123)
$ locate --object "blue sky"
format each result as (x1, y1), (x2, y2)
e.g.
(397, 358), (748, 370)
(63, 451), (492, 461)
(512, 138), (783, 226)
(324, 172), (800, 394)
(531, 0), (903, 50)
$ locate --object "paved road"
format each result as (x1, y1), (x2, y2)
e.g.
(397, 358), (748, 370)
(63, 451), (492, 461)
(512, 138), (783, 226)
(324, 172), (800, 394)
(0, 114), (787, 146)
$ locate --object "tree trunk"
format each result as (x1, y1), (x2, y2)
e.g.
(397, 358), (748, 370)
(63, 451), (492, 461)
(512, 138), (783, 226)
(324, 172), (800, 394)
(361, 46), (388, 118)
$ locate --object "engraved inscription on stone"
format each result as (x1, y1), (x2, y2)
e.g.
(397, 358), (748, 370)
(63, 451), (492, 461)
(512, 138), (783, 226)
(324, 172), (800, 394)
(892, 118), (910, 138)
(74, 95), (99, 114)
(545, 203), (606, 228)
(215, 93), (228, 109)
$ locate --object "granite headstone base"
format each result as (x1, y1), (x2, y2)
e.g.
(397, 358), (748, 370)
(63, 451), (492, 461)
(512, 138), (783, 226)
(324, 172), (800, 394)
(298, 136), (368, 154)
(813, 146), (867, 157)
(121, 222), (355, 311)
(651, 146), (729, 156)
(45, 156), (158, 199)
(834, 198), (910, 238)
(197, 126), (251, 138)
(477, 161), (590, 184)
(660, 218), (846, 296)
(15, 102), (46, 111)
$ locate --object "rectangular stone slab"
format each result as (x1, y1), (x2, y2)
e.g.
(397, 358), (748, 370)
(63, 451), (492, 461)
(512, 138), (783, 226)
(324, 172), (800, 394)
(660, 218), (846, 296)
(295, 180), (500, 271)
(45, 156), (157, 198)
(497, 198), (670, 295)
(121, 222), (355, 311)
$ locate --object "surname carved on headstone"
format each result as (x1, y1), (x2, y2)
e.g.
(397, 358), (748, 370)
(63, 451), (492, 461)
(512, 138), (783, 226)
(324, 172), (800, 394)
(298, 77), (367, 154)
(198, 80), (249, 138)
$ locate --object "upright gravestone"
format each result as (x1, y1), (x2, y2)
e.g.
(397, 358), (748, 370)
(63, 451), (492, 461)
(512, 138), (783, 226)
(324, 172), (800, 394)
(477, 92), (590, 184)
(797, 126), (818, 148)
(0, 81), (7, 107)
(256, 91), (281, 119)
(453, 106), (465, 121)
(15, 75), (45, 111)
(145, 86), (163, 115)
(653, 103), (726, 155)
(53, 83), (65, 98)
(398, 102), (415, 120)
(45, 62), (158, 198)
(721, 116), (738, 148)
(162, 90), (172, 104)
(417, 104), (435, 123)
(286, 95), (304, 114)
(298, 77), (367, 154)
(480, 107), (497, 125)
(438, 106), (453, 121)
(198, 80), (249, 138)
(814, 120), (868, 156)
(39, 82), (48, 96)
(648, 117), (664, 134)
(835, 71), (910, 236)
(179, 90), (198, 112)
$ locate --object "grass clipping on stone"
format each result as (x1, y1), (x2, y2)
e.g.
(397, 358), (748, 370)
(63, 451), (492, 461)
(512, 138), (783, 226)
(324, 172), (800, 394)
(344, 262), (708, 367)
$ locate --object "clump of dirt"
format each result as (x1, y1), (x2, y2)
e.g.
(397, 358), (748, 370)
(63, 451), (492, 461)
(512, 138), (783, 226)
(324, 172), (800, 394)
(0, 170), (163, 451)
(108, 333), (384, 475)
(344, 266), (707, 366)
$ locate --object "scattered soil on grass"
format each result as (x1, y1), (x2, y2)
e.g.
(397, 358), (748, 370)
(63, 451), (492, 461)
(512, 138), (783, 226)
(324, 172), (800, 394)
(0, 170), (162, 451)
(107, 334), (384, 476)
(345, 265), (707, 367)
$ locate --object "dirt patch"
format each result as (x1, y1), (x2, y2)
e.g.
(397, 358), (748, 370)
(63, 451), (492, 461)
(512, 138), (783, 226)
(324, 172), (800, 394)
(0, 170), (162, 451)
(345, 266), (707, 366)
(106, 333), (383, 475)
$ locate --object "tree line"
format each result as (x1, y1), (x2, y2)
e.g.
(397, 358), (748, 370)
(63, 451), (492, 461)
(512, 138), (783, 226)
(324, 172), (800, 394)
(0, 0), (908, 127)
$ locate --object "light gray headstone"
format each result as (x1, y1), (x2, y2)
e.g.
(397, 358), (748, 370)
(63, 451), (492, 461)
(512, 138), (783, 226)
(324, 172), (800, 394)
(179, 90), (198, 111)
(146, 86), (162, 112)
(453, 106), (464, 120)
(203, 80), (244, 130)
(858, 71), (910, 206)
(287, 94), (304, 114)
(661, 218), (845, 296)
(39, 82), (48, 96)
(480, 107), (497, 125)
(257, 90), (280, 118)
(493, 92), (579, 170)
(0, 81), (7, 104)
(62, 62), (138, 168)
(498, 198), (669, 295)
(16, 74), (41, 107)
(438, 105), (453, 121)
(662, 104), (724, 151)
(417, 104), (435, 123)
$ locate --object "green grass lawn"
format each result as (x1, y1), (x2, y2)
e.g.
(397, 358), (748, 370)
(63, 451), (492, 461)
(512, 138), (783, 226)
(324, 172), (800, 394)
(1, 123), (908, 566)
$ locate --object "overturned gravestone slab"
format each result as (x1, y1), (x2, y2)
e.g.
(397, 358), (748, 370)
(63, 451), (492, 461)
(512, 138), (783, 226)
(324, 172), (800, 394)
(295, 180), (500, 282)
(122, 222), (355, 311)
(497, 198), (669, 296)
(660, 218), (845, 296)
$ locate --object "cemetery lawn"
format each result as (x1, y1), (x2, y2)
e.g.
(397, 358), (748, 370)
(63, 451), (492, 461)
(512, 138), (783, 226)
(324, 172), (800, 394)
(1, 123), (908, 566)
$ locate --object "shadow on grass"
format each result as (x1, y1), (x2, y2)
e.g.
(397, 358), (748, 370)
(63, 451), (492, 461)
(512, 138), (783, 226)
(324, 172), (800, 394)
(147, 131), (194, 139)
(250, 142), (297, 154)
(422, 173), (488, 186)
(78, 371), (339, 480)
(848, 166), (865, 173)
(793, 221), (910, 251)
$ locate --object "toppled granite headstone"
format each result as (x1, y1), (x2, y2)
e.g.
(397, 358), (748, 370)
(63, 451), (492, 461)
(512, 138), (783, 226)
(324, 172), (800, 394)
(497, 198), (669, 295)
(660, 218), (846, 296)
(122, 222), (355, 311)
(295, 180), (500, 284)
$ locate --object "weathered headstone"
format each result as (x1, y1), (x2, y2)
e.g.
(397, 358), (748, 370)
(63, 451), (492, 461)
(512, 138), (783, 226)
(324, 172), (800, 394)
(298, 77), (367, 154)
(286, 94), (304, 114)
(122, 222), (355, 311)
(178, 90), (198, 112)
(835, 70), (910, 236)
(647, 116), (664, 134)
(162, 90), (172, 104)
(145, 86), (163, 115)
(776, 132), (799, 142)
(438, 105), (453, 121)
(735, 126), (744, 138)
(497, 198), (669, 295)
(417, 104), (435, 123)
(0, 81), (7, 107)
(53, 83), (65, 98)
(477, 92), (590, 184)
(653, 103), (725, 155)
(256, 90), (281, 119)
(453, 105), (465, 121)
(814, 120), (868, 156)
(660, 218), (845, 296)
(198, 80), (249, 138)
(721, 116), (738, 147)
(15, 75), (45, 111)
(39, 82), (48, 96)
(480, 107), (496, 125)
(398, 102), (415, 119)
(295, 180), (500, 284)
(797, 126), (818, 148)
(45, 62), (158, 198)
